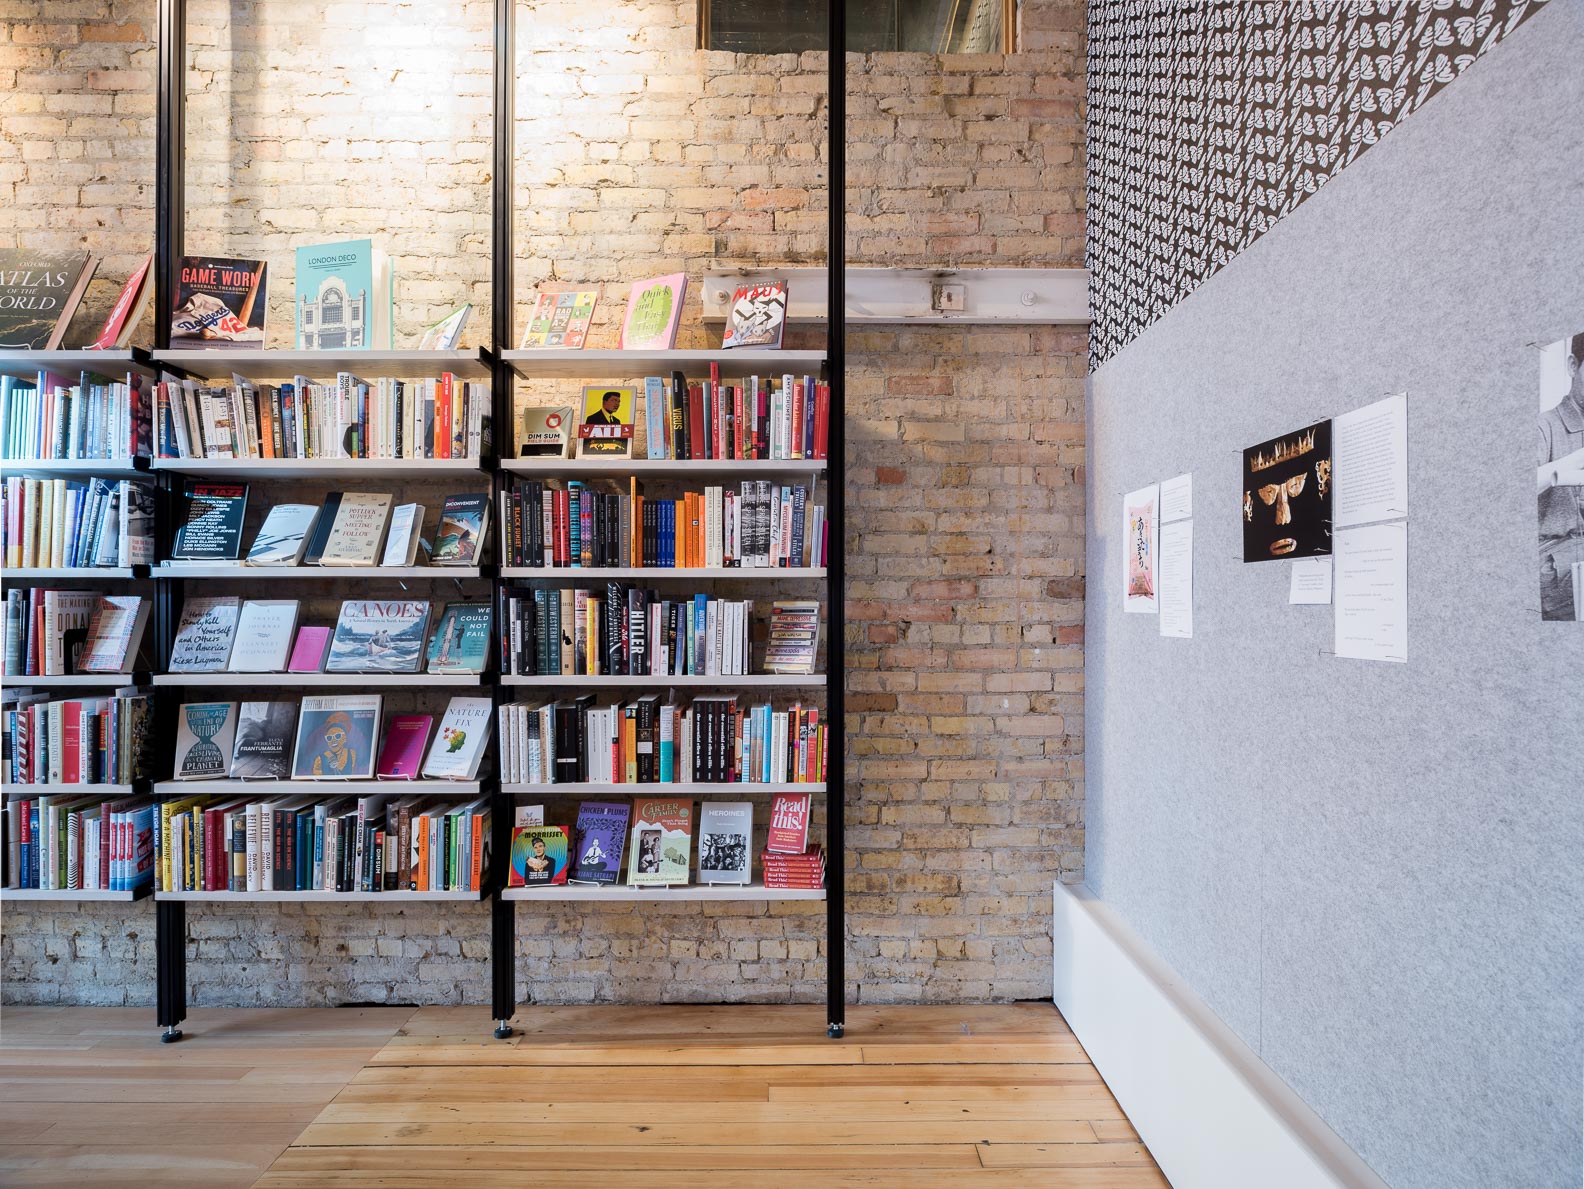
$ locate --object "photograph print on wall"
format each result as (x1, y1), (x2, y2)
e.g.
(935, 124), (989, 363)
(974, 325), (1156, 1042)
(1537, 329), (1584, 622)
(1122, 484), (1158, 613)
(1243, 419), (1333, 563)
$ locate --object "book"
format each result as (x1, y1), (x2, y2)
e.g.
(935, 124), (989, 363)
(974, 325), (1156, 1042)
(0, 250), (98, 350)
(765, 599), (820, 674)
(77, 595), (150, 673)
(416, 302), (471, 351)
(572, 800), (629, 885)
(619, 273), (686, 350)
(766, 791), (812, 854)
(375, 714), (433, 780)
(421, 696), (494, 780)
(300, 493), (342, 565)
(426, 603), (491, 674)
(167, 596), (242, 672)
(40, 590), (95, 675)
(380, 502), (425, 567)
(721, 281), (787, 349)
(291, 695), (381, 780)
(86, 252), (154, 351)
(576, 386), (635, 460)
(170, 481), (249, 560)
(287, 625), (332, 672)
(294, 239), (393, 350)
(508, 825), (569, 886)
(516, 404), (575, 458)
(324, 600), (430, 673)
(317, 492), (393, 566)
(519, 289), (598, 349)
(229, 701), (298, 779)
(170, 255), (266, 349)
(173, 701), (239, 780)
(226, 599), (300, 673)
(627, 797), (692, 886)
(432, 493), (488, 565)
(698, 801), (753, 884)
(245, 504), (320, 566)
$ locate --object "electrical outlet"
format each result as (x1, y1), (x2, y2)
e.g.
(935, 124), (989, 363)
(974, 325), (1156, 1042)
(931, 283), (966, 312)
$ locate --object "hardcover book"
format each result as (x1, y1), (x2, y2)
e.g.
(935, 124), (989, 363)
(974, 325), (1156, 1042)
(324, 600), (430, 673)
(294, 239), (393, 350)
(87, 252), (154, 351)
(0, 249), (98, 350)
(286, 625), (332, 672)
(42, 591), (95, 675)
(170, 255), (266, 349)
(698, 801), (753, 884)
(618, 273), (686, 351)
(576, 386), (635, 459)
(426, 602), (491, 674)
(167, 596), (242, 672)
(572, 800), (630, 885)
(421, 696), (494, 780)
(77, 595), (150, 673)
(627, 797), (692, 887)
(721, 281), (787, 350)
(416, 302), (471, 351)
(317, 492), (394, 566)
(170, 481), (249, 561)
(375, 714), (433, 780)
(246, 504), (320, 566)
(432, 493), (489, 565)
(519, 289), (598, 349)
(226, 599), (300, 673)
(229, 701), (298, 780)
(766, 791), (812, 854)
(381, 502), (425, 567)
(173, 701), (239, 780)
(516, 404), (576, 458)
(509, 825), (569, 886)
(290, 695), (381, 780)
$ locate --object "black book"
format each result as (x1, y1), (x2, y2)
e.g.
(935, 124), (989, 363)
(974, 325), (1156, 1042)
(295, 809), (311, 891)
(666, 602), (680, 677)
(604, 581), (626, 676)
(553, 701), (579, 784)
(170, 480), (249, 561)
(529, 483), (543, 566)
(627, 588), (648, 678)
(371, 827), (385, 892)
(670, 371), (688, 461)
(635, 693), (659, 783)
(572, 693), (595, 782)
(300, 492), (343, 565)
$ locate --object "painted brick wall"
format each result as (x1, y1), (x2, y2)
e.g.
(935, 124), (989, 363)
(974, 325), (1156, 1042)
(1, 0), (1087, 1008)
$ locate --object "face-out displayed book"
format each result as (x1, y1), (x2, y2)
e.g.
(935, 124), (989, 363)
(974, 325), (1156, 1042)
(628, 797), (692, 887)
(287, 625), (331, 672)
(294, 239), (394, 351)
(618, 273), (686, 351)
(86, 252), (154, 351)
(316, 492), (393, 566)
(167, 596), (242, 672)
(421, 696), (493, 780)
(0, 249), (98, 350)
(577, 386), (635, 460)
(571, 801), (629, 885)
(245, 504), (320, 566)
(426, 603), (491, 674)
(375, 714), (433, 780)
(226, 599), (300, 673)
(516, 404), (576, 458)
(325, 600), (430, 674)
(174, 701), (240, 780)
(77, 595), (151, 674)
(291, 695), (381, 780)
(721, 280), (787, 350)
(170, 481), (249, 561)
(508, 825), (569, 887)
(698, 801), (753, 884)
(381, 502), (425, 567)
(519, 289), (598, 349)
(767, 791), (812, 854)
(416, 303), (471, 351)
(230, 700), (298, 780)
(431, 493), (489, 566)
(170, 255), (266, 350)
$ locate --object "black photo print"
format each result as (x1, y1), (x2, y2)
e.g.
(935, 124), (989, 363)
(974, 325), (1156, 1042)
(1242, 419), (1333, 562)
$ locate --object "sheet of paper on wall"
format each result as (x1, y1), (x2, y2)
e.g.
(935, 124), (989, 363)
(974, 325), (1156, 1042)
(1158, 520), (1193, 638)
(1160, 472), (1192, 523)
(1334, 393), (1408, 528)
(1289, 556), (1332, 605)
(1123, 484), (1159, 614)
(1334, 522), (1407, 662)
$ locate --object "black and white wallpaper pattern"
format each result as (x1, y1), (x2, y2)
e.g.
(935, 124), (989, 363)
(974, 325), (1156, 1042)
(1086, 0), (1553, 367)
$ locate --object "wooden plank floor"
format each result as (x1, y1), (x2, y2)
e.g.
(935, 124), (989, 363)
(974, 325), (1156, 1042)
(259, 1003), (1167, 1187)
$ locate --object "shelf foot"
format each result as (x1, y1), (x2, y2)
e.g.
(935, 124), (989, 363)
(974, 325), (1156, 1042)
(493, 1022), (514, 1040)
(827, 1022), (845, 1039)
(160, 1027), (184, 1044)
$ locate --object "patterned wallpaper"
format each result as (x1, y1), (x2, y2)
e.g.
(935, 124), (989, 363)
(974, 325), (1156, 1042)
(1086, 0), (1553, 367)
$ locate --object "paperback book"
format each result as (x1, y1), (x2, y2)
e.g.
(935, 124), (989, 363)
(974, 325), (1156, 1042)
(324, 600), (430, 674)
(509, 825), (569, 886)
(170, 256), (266, 349)
(618, 273), (686, 351)
(520, 289), (598, 349)
(87, 252), (153, 351)
(0, 249), (98, 350)
(416, 302), (470, 351)
(167, 596), (241, 672)
(287, 625), (332, 672)
(229, 701), (298, 779)
(381, 502), (425, 567)
(516, 404), (576, 458)
(698, 801), (753, 884)
(572, 800), (630, 885)
(375, 714), (433, 780)
(77, 595), (150, 673)
(426, 603), (491, 674)
(294, 239), (393, 350)
(174, 701), (240, 780)
(291, 695), (381, 780)
(170, 481), (249, 561)
(226, 599), (300, 673)
(432, 493), (488, 566)
(317, 492), (393, 566)
(421, 696), (493, 780)
(246, 504), (320, 566)
(721, 281), (787, 349)
(767, 791), (812, 854)
(577, 386), (635, 459)
(627, 797), (692, 887)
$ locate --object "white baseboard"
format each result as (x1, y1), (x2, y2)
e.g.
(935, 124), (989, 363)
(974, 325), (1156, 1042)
(1052, 882), (1389, 1189)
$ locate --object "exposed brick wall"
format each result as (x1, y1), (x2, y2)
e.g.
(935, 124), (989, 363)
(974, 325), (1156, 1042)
(1, 0), (1086, 1008)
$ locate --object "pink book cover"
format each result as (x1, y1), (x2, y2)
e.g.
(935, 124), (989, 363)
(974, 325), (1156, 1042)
(377, 715), (433, 780)
(766, 792), (812, 854)
(87, 253), (153, 350)
(618, 273), (687, 351)
(286, 625), (331, 672)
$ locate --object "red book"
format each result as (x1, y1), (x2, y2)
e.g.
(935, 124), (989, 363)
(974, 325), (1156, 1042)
(791, 380), (806, 460)
(377, 714), (434, 780)
(61, 701), (83, 783)
(688, 384), (705, 461)
(813, 383), (829, 460)
(733, 385), (745, 459)
(436, 374), (453, 459)
(87, 253), (153, 351)
(766, 792), (812, 854)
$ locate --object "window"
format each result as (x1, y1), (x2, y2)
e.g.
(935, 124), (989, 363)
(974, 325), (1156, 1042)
(703, 0), (1012, 54)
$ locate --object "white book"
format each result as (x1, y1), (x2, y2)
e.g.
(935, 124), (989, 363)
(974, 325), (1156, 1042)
(245, 803), (261, 891)
(246, 504), (320, 566)
(227, 600), (300, 672)
(318, 493), (393, 566)
(168, 596), (242, 672)
(421, 696), (493, 780)
(698, 801), (752, 884)
(381, 502), (425, 567)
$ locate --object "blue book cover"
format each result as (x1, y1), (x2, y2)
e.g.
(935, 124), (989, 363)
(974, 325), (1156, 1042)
(294, 239), (393, 350)
(572, 801), (629, 884)
(426, 602), (492, 674)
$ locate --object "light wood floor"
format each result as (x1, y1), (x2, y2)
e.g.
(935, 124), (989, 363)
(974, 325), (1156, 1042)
(0, 1004), (1166, 1187)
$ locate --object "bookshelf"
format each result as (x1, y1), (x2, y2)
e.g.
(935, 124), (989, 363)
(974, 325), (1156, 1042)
(152, 673), (486, 688)
(153, 458), (485, 480)
(502, 884), (826, 903)
(499, 674), (826, 688)
(4, 886), (152, 903)
(151, 347), (494, 380)
(153, 563), (485, 581)
(2, 568), (145, 582)
(501, 348), (827, 380)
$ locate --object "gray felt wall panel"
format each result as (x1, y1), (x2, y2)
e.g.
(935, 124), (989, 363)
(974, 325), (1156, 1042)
(1083, 3), (1584, 1187)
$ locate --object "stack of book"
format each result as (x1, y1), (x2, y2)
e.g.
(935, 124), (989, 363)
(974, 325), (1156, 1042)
(763, 791), (823, 889)
(764, 600), (820, 675)
(2, 690), (154, 785)
(4, 795), (157, 892)
(4, 592), (151, 678)
(1, 476), (155, 568)
(0, 370), (151, 461)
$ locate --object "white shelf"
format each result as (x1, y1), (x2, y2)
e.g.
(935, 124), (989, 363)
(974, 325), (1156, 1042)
(2, 672), (144, 687)
(501, 673), (824, 687)
(501, 566), (824, 580)
(152, 347), (493, 380)
(0, 458), (150, 479)
(154, 889), (484, 902)
(154, 672), (483, 687)
(502, 781), (825, 796)
(501, 458), (825, 476)
(501, 348), (825, 380)
(2, 567), (141, 581)
(3, 783), (137, 796)
(152, 779), (481, 797)
(503, 882), (824, 902)
(2, 886), (150, 902)
(0, 348), (159, 380)
(155, 563), (482, 580)
(153, 457), (483, 479)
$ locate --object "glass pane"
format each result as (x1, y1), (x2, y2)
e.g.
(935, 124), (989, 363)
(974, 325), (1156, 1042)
(707, 0), (1003, 54)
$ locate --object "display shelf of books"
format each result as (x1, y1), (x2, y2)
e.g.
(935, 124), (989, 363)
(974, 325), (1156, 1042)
(501, 458), (825, 477)
(152, 672), (486, 688)
(3, 886), (152, 902)
(153, 458), (486, 480)
(4, 672), (148, 687)
(153, 889), (485, 903)
(152, 347), (494, 381)
(155, 563), (484, 581)
(3, 782), (144, 797)
(502, 884), (824, 903)
(0, 458), (151, 479)
(0, 348), (160, 381)
(151, 778), (483, 797)
(499, 566), (824, 580)
(500, 674), (824, 688)
(2, 567), (144, 582)
(501, 782), (825, 796)
(501, 348), (825, 381)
